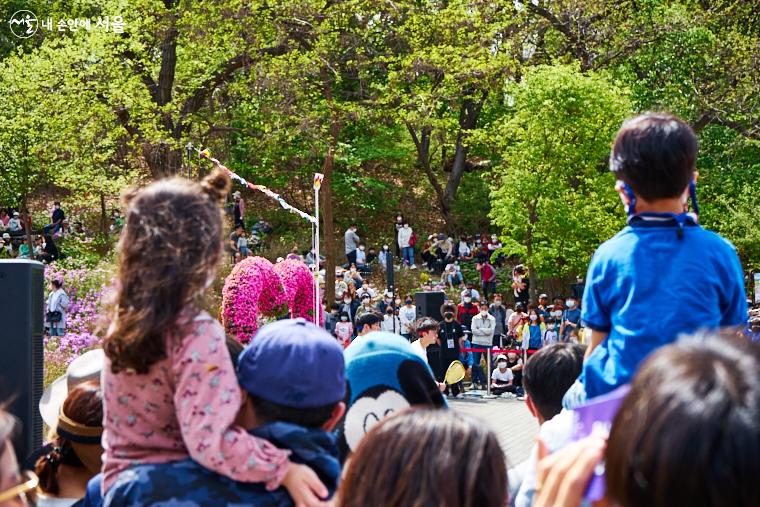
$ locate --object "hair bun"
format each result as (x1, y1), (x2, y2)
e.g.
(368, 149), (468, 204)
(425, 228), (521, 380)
(201, 167), (231, 202)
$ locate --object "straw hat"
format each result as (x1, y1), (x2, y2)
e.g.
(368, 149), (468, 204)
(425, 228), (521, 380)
(39, 349), (104, 428)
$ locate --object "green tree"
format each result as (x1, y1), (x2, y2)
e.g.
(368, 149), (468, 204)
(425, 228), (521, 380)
(489, 65), (631, 294)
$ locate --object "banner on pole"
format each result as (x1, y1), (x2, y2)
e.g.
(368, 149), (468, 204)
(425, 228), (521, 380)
(313, 173), (324, 191)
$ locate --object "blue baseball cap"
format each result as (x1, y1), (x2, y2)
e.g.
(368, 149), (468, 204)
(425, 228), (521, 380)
(237, 318), (346, 408)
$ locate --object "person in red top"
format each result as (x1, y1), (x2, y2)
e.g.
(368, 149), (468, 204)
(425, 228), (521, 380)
(476, 260), (497, 301)
(456, 291), (480, 333)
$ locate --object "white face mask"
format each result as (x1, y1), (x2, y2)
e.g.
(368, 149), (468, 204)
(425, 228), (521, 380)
(480, 311), (488, 317)
(530, 315), (538, 321)
(497, 362), (507, 370)
(341, 316), (348, 321)
(567, 300), (576, 308)
(344, 299), (351, 304)
(403, 224), (409, 229)
(464, 297), (472, 303)
(552, 310), (562, 317)
(494, 300), (502, 306)
(359, 246), (365, 251)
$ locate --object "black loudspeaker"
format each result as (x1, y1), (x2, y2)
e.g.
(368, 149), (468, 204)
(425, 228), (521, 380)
(0, 260), (45, 460)
(415, 291), (445, 321)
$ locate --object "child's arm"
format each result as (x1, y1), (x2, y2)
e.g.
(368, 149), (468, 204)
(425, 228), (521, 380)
(172, 320), (328, 505)
(584, 329), (609, 359)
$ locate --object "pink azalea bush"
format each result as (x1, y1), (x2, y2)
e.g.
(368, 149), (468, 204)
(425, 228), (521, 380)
(43, 260), (112, 386)
(273, 259), (321, 324)
(222, 256), (288, 343)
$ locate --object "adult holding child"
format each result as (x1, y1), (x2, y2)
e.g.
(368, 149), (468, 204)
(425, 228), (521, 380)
(98, 169), (329, 507)
(105, 319), (348, 506)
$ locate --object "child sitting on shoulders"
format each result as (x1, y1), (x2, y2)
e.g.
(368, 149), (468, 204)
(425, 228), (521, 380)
(571, 112), (747, 407)
(99, 169), (328, 506)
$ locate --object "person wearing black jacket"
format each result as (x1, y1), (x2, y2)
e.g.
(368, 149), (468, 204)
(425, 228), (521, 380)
(438, 304), (465, 397)
(38, 234), (61, 263)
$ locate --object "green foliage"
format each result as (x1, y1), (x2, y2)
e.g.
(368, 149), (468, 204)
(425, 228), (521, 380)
(490, 65), (631, 279)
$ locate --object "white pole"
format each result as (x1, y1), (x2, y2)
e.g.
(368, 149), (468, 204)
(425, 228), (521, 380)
(314, 186), (320, 325)
(313, 173), (323, 326)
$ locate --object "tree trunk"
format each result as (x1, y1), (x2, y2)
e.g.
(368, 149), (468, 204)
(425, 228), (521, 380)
(143, 142), (183, 179)
(99, 192), (108, 237)
(321, 119), (341, 308)
(320, 66), (342, 309)
(527, 202), (538, 302)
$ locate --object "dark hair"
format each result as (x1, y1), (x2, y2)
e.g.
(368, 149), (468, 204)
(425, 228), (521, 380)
(35, 381), (103, 495)
(479, 301), (489, 309)
(249, 394), (336, 428)
(225, 336), (245, 368)
(338, 408), (507, 507)
(103, 168), (231, 374)
(523, 343), (585, 421)
(356, 312), (382, 330)
(610, 112), (697, 201)
(605, 334), (760, 507)
(411, 317), (439, 338)
(51, 279), (62, 289)
(330, 303), (341, 311)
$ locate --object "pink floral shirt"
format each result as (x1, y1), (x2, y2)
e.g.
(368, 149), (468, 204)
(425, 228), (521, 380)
(101, 312), (290, 492)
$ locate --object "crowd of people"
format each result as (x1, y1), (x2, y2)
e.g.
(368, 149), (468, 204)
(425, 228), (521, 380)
(0, 203), (68, 263)
(1, 111), (759, 507)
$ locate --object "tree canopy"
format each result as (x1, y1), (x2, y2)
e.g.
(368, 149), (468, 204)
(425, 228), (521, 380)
(0, 0), (758, 276)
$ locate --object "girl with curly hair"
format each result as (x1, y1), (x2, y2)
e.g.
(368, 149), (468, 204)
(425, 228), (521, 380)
(100, 169), (327, 506)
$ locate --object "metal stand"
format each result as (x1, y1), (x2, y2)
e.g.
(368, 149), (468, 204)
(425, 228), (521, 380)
(481, 349), (496, 399)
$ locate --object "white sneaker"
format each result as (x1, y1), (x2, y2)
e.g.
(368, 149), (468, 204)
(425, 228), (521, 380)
(516, 396), (526, 401)
(410, 264), (417, 269)
(454, 393), (464, 399)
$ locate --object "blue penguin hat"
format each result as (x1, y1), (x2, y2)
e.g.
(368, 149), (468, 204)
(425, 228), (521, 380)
(337, 332), (446, 461)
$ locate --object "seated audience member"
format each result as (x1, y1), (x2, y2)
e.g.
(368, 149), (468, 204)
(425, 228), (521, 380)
(534, 334), (760, 507)
(505, 350), (524, 394)
(35, 382), (103, 507)
(336, 333), (445, 461)
(0, 408), (39, 506)
(512, 343), (585, 507)
(104, 319), (346, 506)
(490, 354), (516, 396)
(337, 409), (506, 507)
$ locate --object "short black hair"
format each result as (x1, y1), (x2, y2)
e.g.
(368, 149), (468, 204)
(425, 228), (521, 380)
(234, 224), (243, 230)
(606, 334), (760, 507)
(51, 279), (63, 289)
(356, 312), (382, 330)
(249, 394), (337, 428)
(225, 336), (245, 368)
(330, 303), (340, 311)
(523, 343), (585, 421)
(610, 112), (697, 201)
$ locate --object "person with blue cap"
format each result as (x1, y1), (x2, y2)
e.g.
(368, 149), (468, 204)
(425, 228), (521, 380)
(336, 332), (446, 461)
(101, 319), (346, 507)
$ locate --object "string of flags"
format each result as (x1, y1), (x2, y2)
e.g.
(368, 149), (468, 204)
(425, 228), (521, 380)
(198, 147), (318, 225)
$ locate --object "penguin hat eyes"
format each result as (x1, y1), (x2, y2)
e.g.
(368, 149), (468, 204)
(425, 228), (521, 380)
(342, 387), (411, 452)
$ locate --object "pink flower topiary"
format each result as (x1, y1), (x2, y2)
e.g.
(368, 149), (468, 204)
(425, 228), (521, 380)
(273, 259), (321, 324)
(222, 256), (287, 343)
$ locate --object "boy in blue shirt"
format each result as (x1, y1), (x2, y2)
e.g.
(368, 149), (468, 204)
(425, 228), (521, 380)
(572, 112), (747, 405)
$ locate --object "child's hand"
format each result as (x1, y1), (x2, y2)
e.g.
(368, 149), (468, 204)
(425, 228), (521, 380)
(280, 463), (330, 507)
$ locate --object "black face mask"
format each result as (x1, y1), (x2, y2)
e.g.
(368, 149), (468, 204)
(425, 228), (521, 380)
(444, 312), (454, 320)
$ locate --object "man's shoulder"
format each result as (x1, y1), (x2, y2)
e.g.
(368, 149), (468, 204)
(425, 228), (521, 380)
(108, 459), (287, 507)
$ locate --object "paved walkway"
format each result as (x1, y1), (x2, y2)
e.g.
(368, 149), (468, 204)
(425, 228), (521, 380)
(450, 396), (538, 466)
